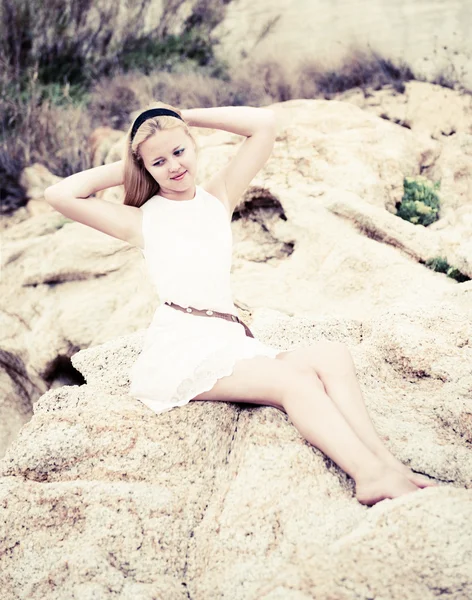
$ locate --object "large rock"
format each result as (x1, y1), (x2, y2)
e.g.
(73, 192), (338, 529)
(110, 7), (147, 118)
(337, 81), (472, 139)
(2, 97), (472, 459)
(2, 14), (472, 591)
(0, 300), (470, 598)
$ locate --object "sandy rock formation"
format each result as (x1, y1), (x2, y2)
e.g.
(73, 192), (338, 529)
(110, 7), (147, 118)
(89, 126), (126, 169)
(336, 81), (472, 139)
(2, 96), (472, 460)
(1, 90), (472, 598)
(0, 298), (470, 598)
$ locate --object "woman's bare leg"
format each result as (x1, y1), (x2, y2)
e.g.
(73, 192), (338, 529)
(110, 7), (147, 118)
(281, 374), (420, 506)
(309, 343), (436, 488)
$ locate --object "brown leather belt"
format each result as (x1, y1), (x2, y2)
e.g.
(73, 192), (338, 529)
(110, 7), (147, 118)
(164, 301), (255, 338)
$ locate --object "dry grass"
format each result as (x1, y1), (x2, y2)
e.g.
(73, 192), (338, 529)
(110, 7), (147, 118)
(0, 11), (465, 215)
(86, 48), (416, 132)
(0, 0), (230, 212)
(0, 67), (93, 212)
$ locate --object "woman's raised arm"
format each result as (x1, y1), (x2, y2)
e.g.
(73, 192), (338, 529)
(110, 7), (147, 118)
(181, 106), (276, 210)
(43, 160), (144, 249)
(44, 160), (125, 202)
(181, 106), (275, 137)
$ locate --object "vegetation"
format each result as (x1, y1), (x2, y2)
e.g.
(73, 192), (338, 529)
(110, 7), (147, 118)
(0, 0), (469, 214)
(425, 257), (470, 283)
(0, 0), (229, 211)
(306, 49), (415, 95)
(396, 176), (441, 226)
(394, 177), (469, 282)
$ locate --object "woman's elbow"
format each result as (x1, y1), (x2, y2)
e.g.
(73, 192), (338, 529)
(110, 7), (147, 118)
(254, 109), (276, 135)
(44, 185), (62, 204)
(263, 108), (277, 127)
(44, 183), (80, 204)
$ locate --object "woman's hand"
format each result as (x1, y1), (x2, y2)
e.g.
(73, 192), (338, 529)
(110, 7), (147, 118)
(178, 106), (275, 137)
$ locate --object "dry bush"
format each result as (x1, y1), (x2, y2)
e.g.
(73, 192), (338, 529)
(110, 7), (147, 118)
(87, 75), (144, 132)
(146, 70), (272, 109)
(305, 47), (416, 96)
(230, 59), (298, 103)
(222, 48), (417, 104)
(232, 48), (416, 101)
(0, 0), (153, 85)
(86, 68), (274, 132)
(0, 148), (24, 212)
(0, 71), (93, 212)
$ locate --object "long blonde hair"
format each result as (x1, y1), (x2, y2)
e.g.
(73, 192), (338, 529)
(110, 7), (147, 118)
(123, 101), (197, 207)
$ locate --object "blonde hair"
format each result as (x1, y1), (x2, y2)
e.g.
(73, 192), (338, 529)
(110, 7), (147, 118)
(123, 101), (197, 207)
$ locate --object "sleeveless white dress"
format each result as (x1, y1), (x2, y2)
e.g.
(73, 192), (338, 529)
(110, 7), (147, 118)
(128, 184), (281, 414)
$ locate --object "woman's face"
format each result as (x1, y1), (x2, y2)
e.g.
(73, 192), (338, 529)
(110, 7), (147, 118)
(139, 127), (197, 195)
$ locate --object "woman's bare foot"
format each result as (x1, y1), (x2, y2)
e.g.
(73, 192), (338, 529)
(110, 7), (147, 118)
(405, 470), (438, 488)
(355, 466), (421, 506)
(374, 450), (438, 488)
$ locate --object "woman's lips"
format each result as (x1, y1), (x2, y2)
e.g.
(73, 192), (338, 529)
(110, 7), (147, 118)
(171, 171), (186, 180)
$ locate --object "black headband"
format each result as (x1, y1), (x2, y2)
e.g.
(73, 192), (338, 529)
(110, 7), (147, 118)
(130, 108), (183, 141)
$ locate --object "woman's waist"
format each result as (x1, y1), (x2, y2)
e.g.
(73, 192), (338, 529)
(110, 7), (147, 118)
(159, 298), (237, 314)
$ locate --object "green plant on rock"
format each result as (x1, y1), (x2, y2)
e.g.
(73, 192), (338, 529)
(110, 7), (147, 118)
(118, 30), (217, 75)
(396, 176), (441, 226)
(425, 257), (470, 283)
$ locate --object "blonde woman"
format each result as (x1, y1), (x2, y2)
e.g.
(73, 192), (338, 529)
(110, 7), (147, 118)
(45, 103), (436, 505)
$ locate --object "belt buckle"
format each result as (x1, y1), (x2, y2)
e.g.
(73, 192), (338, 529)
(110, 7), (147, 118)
(231, 315), (238, 322)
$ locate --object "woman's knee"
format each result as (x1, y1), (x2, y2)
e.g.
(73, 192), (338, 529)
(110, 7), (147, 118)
(312, 341), (354, 378)
(279, 370), (326, 405)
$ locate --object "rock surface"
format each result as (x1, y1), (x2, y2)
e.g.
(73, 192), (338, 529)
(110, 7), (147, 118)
(2, 94), (472, 455)
(213, 0), (472, 90)
(0, 299), (471, 598)
(1, 91), (472, 598)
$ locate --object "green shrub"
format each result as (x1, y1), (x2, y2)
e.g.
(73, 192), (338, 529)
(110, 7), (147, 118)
(425, 257), (470, 283)
(117, 31), (217, 76)
(396, 176), (441, 226)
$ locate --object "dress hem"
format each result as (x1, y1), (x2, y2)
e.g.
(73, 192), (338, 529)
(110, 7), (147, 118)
(130, 342), (281, 415)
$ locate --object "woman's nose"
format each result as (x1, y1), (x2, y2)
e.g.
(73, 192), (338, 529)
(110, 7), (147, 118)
(169, 158), (181, 171)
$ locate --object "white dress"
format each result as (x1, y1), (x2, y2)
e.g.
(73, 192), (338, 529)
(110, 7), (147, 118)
(128, 184), (281, 414)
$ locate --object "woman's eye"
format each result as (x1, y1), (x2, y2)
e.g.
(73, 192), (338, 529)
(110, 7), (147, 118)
(153, 148), (184, 167)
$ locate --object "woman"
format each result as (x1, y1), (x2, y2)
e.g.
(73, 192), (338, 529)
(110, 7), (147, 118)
(44, 102), (436, 505)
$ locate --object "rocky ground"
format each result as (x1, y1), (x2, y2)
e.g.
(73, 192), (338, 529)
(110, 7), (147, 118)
(1, 84), (471, 598)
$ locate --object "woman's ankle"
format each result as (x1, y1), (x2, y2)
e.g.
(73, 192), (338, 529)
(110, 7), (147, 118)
(372, 446), (410, 471)
(350, 457), (389, 484)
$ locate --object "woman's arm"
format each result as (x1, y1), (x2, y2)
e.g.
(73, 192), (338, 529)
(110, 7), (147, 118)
(181, 106), (275, 137)
(43, 158), (142, 249)
(46, 106), (273, 199)
(45, 160), (124, 202)
(182, 106), (276, 210)
(45, 106), (275, 202)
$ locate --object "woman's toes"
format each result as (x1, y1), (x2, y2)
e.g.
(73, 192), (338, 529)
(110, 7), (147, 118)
(409, 472), (438, 488)
(355, 469), (421, 506)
